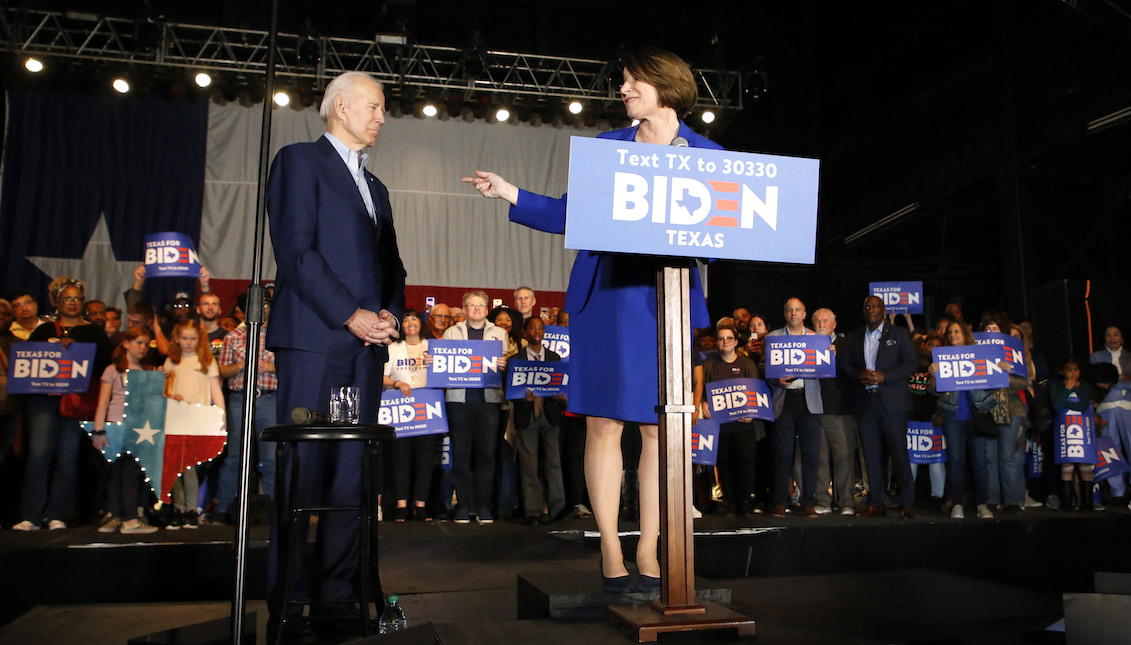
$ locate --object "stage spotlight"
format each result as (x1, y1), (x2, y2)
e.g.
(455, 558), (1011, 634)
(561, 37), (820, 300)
(744, 70), (768, 100)
(701, 110), (716, 124)
(24, 58), (44, 73)
(422, 104), (438, 117)
(495, 108), (510, 122)
(194, 72), (212, 88)
(273, 91), (290, 107)
(568, 100), (583, 115)
(112, 78), (130, 94)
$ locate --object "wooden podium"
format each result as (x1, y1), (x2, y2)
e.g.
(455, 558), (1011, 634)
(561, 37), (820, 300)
(607, 266), (756, 642)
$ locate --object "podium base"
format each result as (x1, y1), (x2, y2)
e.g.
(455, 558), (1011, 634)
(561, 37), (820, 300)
(608, 600), (755, 643)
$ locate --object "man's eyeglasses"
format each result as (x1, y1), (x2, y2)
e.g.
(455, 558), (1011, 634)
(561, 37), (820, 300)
(59, 296), (83, 303)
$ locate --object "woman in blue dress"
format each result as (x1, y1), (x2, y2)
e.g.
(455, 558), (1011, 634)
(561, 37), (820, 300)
(463, 47), (720, 592)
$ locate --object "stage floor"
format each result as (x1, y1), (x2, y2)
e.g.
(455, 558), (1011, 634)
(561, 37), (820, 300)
(0, 507), (1122, 644)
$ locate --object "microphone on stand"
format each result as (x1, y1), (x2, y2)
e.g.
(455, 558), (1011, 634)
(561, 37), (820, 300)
(291, 407), (332, 424)
(671, 136), (689, 147)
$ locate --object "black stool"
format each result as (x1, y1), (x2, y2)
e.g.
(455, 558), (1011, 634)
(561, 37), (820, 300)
(261, 423), (395, 644)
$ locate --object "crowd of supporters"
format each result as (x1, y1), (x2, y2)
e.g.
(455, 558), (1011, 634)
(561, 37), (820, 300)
(2, 274), (1128, 533)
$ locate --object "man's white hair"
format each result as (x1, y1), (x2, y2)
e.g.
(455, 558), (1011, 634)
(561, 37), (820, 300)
(319, 72), (382, 123)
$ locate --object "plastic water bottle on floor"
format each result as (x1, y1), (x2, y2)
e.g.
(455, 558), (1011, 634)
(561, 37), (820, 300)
(379, 595), (407, 633)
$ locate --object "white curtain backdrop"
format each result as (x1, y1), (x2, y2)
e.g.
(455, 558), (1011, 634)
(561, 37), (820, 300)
(201, 102), (599, 294)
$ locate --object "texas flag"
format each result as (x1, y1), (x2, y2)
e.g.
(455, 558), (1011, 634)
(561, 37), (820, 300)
(81, 370), (225, 502)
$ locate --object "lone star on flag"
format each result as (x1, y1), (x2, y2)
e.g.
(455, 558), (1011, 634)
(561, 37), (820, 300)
(25, 213), (139, 308)
(134, 421), (162, 445)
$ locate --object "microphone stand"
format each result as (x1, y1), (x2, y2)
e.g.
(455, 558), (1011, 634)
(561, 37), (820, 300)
(229, 0), (279, 642)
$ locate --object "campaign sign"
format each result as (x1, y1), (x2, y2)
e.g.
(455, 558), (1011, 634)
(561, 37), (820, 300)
(564, 137), (820, 263)
(705, 378), (774, 423)
(764, 335), (835, 379)
(427, 339), (503, 388)
(691, 415), (720, 466)
(1054, 408), (1097, 465)
(1094, 436), (1129, 481)
(973, 332), (1028, 379)
(144, 232), (203, 277)
(906, 421), (946, 465)
(379, 388), (448, 438)
(1026, 433), (1043, 478)
(505, 360), (568, 399)
(869, 281), (923, 315)
(930, 345), (1009, 392)
(542, 325), (570, 361)
(6, 342), (96, 394)
(441, 435), (451, 471)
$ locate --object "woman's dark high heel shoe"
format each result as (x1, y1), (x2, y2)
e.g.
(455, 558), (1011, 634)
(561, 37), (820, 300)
(600, 562), (632, 593)
(636, 574), (660, 593)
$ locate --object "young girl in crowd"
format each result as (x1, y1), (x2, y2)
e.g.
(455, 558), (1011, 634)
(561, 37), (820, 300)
(1049, 358), (1094, 511)
(163, 320), (225, 528)
(384, 309), (436, 522)
(92, 327), (160, 534)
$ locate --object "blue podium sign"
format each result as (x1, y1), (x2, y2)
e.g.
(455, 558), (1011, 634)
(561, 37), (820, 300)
(564, 137), (819, 263)
(869, 281), (923, 315)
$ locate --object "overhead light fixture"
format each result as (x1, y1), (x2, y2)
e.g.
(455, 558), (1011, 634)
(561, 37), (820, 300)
(273, 91), (290, 107)
(844, 202), (920, 246)
(24, 58), (44, 73)
(495, 108), (510, 122)
(376, 33), (408, 46)
(1086, 105), (1131, 134)
(112, 78), (130, 94)
(194, 72), (211, 88)
(422, 104), (438, 117)
(568, 100), (583, 115)
(701, 110), (716, 124)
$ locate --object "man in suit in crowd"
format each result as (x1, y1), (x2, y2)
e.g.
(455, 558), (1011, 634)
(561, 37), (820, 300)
(1090, 326), (1131, 380)
(265, 71), (406, 624)
(840, 295), (917, 518)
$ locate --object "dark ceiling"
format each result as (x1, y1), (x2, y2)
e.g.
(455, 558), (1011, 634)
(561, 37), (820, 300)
(20, 0), (1131, 319)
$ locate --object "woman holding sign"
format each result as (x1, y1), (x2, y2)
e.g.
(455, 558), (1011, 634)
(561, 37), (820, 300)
(693, 325), (764, 517)
(463, 47), (720, 591)
(383, 309), (437, 522)
(14, 277), (111, 531)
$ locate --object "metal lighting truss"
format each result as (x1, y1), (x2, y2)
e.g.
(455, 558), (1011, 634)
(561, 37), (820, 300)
(0, 8), (744, 110)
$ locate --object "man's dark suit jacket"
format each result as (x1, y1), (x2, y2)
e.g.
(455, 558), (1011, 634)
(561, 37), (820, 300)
(266, 135), (406, 358)
(509, 347), (564, 430)
(839, 322), (917, 412)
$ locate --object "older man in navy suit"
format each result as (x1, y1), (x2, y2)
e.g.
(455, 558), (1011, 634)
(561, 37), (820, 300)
(265, 71), (406, 622)
(840, 295), (917, 518)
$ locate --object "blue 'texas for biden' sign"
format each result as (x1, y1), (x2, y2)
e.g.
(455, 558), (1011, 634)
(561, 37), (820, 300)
(144, 232), (203, 277)
(541, 325), (570, 361)
(427, 339), (503, 388)
(973, 332), (1028, 379)
(6, 342), (97, 394)
(564, 137), (820, 263)
(869, 281), (923, 315)
(931, 345), (1009, 392)
(379, 388), (448, 438)
(705, 378), (775, 422)
(764, 335), (835, 379)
